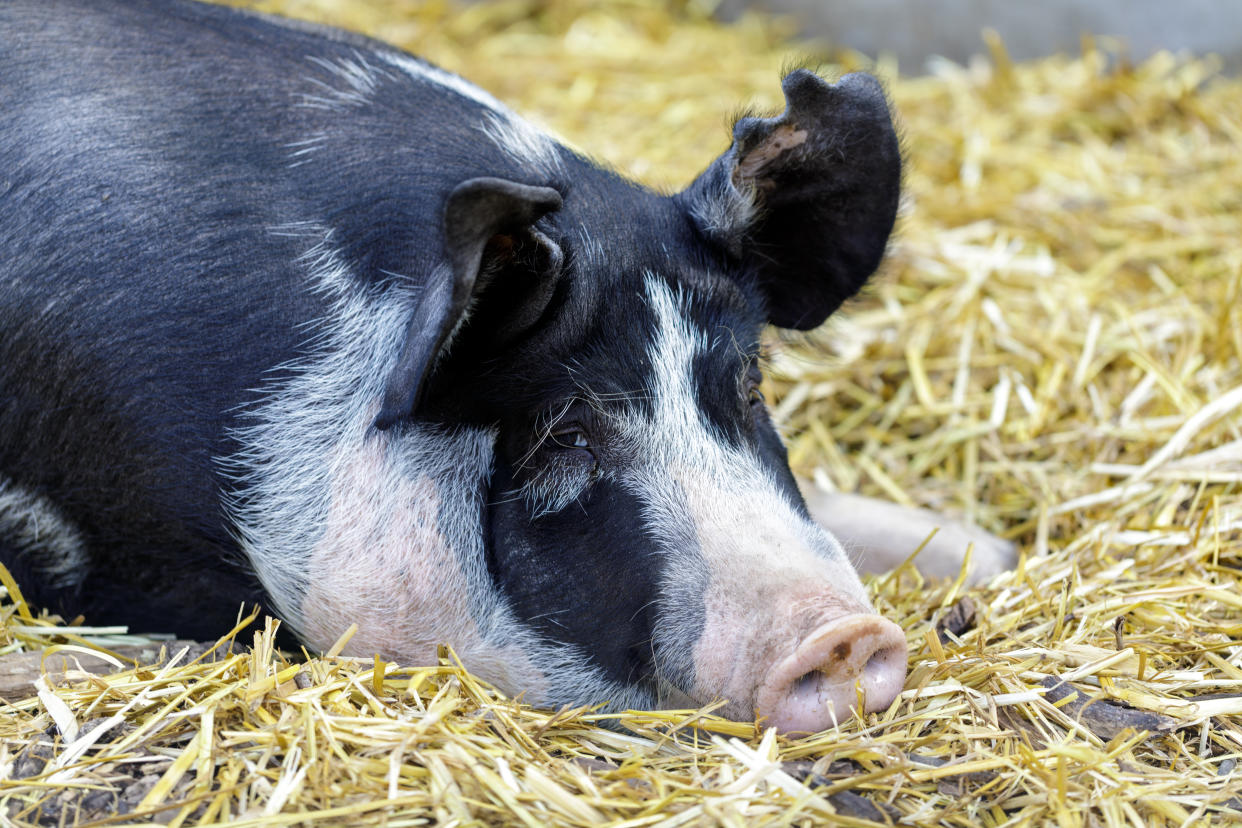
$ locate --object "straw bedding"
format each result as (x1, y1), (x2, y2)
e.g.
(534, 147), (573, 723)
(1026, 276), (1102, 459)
(2, 1), (1240, 824)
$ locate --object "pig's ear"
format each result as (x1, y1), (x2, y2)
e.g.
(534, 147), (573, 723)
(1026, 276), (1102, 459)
(374, 177), (562, 431)
(677, 70), (901, 330)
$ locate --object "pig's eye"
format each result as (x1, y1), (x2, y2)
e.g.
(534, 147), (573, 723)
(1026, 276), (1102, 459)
(550, 427), (591, 451)
(747, 384), (765, 407)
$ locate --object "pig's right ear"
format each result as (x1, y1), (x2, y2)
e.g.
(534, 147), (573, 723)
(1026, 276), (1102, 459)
(373, 177), (563, 431)
(677, 70), (901, 331)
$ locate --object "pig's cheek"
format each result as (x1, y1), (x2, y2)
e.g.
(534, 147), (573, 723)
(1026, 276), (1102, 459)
(298, 443), (546, 698)
(300, 469), (449, 658)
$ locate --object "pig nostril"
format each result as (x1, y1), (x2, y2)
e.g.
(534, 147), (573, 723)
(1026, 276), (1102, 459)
(860, 642), (906, 706)
(793, 670), (821, 695)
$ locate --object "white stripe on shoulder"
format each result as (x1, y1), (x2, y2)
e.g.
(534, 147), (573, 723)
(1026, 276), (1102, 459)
(379, 52), (563, 173)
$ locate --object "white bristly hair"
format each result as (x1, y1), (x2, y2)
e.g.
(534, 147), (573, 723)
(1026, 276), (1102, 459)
(297, 52), (393, 112)
(378, 51), (564, 175)
(290, 45), (564, 177)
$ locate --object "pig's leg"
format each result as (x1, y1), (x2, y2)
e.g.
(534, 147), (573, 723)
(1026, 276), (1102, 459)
(0, 477), (87, 608)
(797, 479), (1017, 585)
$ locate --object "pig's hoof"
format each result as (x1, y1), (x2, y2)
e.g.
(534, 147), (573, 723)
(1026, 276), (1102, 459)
(797, 484), (1018, 586)
(911, 520), (1018, 585)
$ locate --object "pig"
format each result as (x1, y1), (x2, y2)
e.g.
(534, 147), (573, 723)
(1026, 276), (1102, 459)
(0, 0), (1009, 733)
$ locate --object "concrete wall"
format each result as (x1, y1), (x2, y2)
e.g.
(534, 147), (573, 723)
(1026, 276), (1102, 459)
(715, 0), (1241, 74)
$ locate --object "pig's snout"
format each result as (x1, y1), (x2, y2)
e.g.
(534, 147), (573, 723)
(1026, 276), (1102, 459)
(755, 614), (907, 733)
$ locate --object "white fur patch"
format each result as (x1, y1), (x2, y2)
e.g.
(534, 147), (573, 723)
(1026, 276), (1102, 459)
(379, 51), (507, 113)
(222, 225), (650, 713)
(290, 42), (563, 177)
(477, 111), (564, 176)
(298, 52), (391, 111)
(0, 477), (87, 590)
(576, 225), (606, 267)
(687, 174), (759, 247)
(284, 133), (328, 168)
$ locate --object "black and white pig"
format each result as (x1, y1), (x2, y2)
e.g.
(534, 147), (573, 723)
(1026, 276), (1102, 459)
(0, 0), (1010, 733)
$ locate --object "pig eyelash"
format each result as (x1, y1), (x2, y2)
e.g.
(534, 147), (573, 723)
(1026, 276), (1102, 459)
(707, 325), (765, 395)
(510, 399), (600, 518)
(549, 426), (591, 451)
(737, 353), (768, 409)
(712, 323), (757, 361)
(515, 398), (579, 472)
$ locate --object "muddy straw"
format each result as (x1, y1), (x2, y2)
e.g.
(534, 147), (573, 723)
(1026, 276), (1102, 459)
(2, 1), (1241, 824)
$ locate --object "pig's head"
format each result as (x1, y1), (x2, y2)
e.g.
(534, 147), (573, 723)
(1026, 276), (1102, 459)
(257, 70), (905, 734)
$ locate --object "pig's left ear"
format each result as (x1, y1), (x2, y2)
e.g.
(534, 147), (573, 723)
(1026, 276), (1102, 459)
(374, 177), (563, 430)
(677, 70), (901, 330)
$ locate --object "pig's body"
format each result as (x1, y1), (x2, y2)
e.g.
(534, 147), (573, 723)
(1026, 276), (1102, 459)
(0, 0), (921, 731)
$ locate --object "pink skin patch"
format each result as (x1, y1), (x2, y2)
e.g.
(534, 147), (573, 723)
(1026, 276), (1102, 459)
(733, 124), (808, 188)
(299, 434), (546, 697)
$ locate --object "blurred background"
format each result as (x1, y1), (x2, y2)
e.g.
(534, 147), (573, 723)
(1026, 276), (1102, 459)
(715, 0), (1242, 74)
